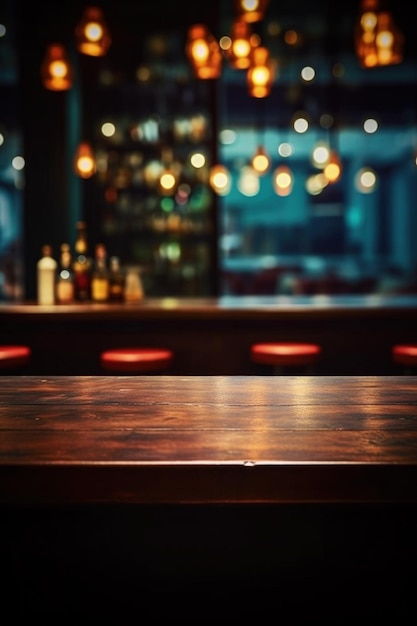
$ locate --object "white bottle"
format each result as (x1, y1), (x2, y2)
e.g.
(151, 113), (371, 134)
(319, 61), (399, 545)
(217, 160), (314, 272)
(37, 244), (57, 304)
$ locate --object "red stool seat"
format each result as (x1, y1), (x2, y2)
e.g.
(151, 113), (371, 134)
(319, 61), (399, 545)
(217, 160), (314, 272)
(392, 344), (417, 368)
(251, 342), (321, 368)
(0, 345), (31, 370)
(100, 347), (173, 373)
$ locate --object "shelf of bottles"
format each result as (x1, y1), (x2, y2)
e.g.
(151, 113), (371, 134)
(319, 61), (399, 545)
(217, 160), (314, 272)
(84, 55), (219, 297)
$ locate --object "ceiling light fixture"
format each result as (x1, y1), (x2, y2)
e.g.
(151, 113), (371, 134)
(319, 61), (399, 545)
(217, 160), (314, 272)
(41, 43), (73, 91)
(75, 6), (111, 57)
(247, 45), (275, 98)
(235, 0), (270, 23)
(185, 24), (222, 79)
(74, 142), (96, 178)
(186, 2), (272, 98)
(355, 0), (403, 68)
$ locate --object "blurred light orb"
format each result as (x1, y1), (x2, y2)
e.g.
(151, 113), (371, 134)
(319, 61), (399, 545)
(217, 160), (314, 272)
(364, 118), (378, 134)
(301, 65), (315, 81)
(355, 167), (377, 193)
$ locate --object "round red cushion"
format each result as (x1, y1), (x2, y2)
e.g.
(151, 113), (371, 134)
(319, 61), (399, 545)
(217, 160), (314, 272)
(100, 348), (173, 373)
(0, 345), (31, 369)
(251, 343), (321, 367)
(392, 344), (417, 367)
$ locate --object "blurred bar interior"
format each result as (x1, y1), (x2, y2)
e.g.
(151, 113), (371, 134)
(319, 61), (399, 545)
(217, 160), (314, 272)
(1, 0), (416, 301)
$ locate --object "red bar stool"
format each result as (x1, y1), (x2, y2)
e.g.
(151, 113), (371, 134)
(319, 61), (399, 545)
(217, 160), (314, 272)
(391, 344), (417, 373)
(250, 342), (322, 374)
(0, 345), (31, 372)
(100, 347), (174, 374)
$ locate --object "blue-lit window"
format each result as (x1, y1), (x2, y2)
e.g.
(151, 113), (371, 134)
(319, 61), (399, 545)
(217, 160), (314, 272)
(0, 0), (24, 301)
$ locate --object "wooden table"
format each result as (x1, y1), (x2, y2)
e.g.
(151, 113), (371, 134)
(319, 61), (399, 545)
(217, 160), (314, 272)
(1, 376), (416, 620)
(1, 375), (416, 504)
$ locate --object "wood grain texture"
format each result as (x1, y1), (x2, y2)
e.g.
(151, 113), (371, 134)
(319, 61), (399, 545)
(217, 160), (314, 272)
(1, 376), (416, 504)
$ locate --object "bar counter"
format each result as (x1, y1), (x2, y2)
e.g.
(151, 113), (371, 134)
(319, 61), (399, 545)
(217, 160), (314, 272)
(1, 375), (416, 619)
(1, 294), (417, 375)
(1, 375), (417, 504)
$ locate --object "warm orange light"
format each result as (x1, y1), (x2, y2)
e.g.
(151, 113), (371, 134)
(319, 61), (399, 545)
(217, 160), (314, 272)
(185, 24), (222, 79)
(227, 19), (254, 69)
(75, 6), (111, 57)
(272, 165), (293, 196)
(323, 150), (342, 184)
(247, 46), (274, 98)
(74, 142), (96, 179)
(209, 164), (231, 195)
(251, 145), (270, 174)
(374, 12), (403, 66)
(41, 44), (73, 91)
(235, 0), (269, 23)
(158, 148), (181, 195)
(355, 0), (403, 68)
(159, 169), (177, 195)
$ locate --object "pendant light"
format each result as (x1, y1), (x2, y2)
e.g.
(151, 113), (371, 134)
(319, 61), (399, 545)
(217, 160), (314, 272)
(74, 142), (96, 179)
(209, 164), (231, 195)
(251, 145), (270, 175)
(226, 19), (255, 70)
(355, 0), (403, 68)
(186, 24), (222, 79)
(247, 46), (274, 98)
(273, 165), (293, 196)
(41, 43), (73, 91)
(235, 0), (269, 23)
(75, 6), (111, 57)
(323, 150), (342, 184)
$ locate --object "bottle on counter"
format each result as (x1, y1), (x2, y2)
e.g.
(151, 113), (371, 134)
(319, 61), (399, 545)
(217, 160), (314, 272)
(108, 256), (125, 302)
(124, 266), (144, 303)
(37, 244), (57, 305)
(73, 220), (91, 301)
(56, 243), (75, 304)
(91, 243), (110, 302)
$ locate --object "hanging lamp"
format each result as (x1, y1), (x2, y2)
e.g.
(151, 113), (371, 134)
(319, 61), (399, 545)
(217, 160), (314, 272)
(354, 0), (403, 68)
(75, 6), (111, 57)
(226, 19), (255, 70)
(251, 145), (270, 174)
(41, 43), (73, 91)
(273, 165), (293, 196)
(74, 142), (96, 179)
(247, 46), (274, 98)
(209, 164), (231, 195)
(323, 150), (342, 184)
(235, 0), (269, 23)
(185, 24), (222, 79)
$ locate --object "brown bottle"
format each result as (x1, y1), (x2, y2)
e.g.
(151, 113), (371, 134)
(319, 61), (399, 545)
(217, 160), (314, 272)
(56, 243), (75, 304)
(108, 256), (125, 302)
(91, 243), (110, 302)
(73, 221), (91, 301)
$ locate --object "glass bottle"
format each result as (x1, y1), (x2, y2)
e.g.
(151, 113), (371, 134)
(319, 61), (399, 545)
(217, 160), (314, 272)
(124, 266), (144, 302)
(56, 243), (75, 304)
(91, 243), (109, 302)
(37, 244), (57, 305)
(108, 256), (125, 302)
(73, 220), (91, 301)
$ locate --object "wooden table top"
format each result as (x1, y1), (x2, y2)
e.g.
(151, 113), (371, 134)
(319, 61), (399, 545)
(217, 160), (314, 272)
(1, 375), (416, 505)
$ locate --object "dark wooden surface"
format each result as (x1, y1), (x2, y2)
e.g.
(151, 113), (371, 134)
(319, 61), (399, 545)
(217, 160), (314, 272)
(3, 294), (417, 319)
(1, 375), (417, 504)
(1, 375), (416, 620)
(1, 295), (417, 374)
